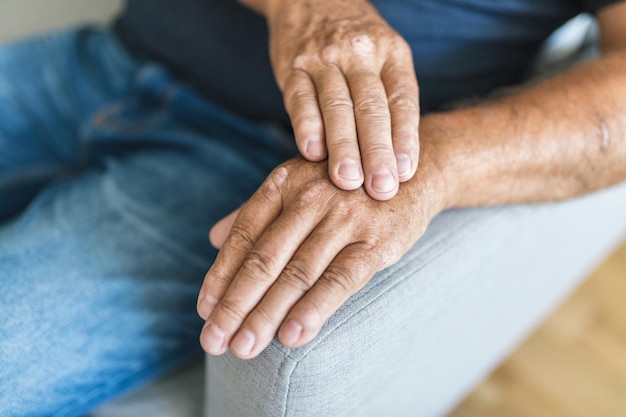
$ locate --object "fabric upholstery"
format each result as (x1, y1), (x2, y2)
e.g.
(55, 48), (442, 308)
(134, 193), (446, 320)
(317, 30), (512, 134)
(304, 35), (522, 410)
(205, 182), (626, 417)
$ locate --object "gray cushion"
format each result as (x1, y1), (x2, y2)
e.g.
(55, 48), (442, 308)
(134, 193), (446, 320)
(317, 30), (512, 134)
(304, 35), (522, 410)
(205, 182), (626, 417)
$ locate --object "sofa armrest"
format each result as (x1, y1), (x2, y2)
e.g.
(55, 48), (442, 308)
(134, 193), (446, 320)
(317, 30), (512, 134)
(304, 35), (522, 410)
(206, 181), (626, 417)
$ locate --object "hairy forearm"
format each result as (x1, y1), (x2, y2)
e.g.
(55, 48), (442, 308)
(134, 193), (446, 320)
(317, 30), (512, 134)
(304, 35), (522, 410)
(421, 50), (626, 210)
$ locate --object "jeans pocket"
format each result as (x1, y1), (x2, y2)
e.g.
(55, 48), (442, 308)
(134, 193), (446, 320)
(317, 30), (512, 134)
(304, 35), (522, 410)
(79, 96), (172, 163)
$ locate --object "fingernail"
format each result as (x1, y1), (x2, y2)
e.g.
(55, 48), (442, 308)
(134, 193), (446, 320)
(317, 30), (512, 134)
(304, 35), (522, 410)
(203, 323), (225, 354)
(306, 138), (324, 158)
(338, 159), (363, 181)
(371, 168), (396, 193)
(281, 319), (303, 346)
(231, 328), (255, 356)
(396, 153), (412, 178)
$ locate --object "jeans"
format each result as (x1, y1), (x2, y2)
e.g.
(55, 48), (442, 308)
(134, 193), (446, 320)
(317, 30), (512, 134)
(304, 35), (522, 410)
(0, 27), (297, 416)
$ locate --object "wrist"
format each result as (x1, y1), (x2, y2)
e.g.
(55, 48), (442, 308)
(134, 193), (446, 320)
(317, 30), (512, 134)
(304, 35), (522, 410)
(397, 139), (450, 226)
(414, 113), (465, 213)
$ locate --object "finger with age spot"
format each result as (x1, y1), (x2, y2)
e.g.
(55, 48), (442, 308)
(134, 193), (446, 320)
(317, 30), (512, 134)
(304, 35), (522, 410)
(229, 219), (354, 358)
(283, 70), (326, 161)
(196, 171), (285, 322)
(278, 243), (380, 348)
(209, 208), (241, 249)
(381, 47), (420, 183)
(201, 204), (323, 355)
(313, 65), (363, 191)
(345, 68), (398, 201)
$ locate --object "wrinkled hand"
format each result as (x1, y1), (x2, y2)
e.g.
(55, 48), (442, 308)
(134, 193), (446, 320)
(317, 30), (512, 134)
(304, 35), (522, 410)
(197, 157), (444, 359)
(267, 0), (420, 200)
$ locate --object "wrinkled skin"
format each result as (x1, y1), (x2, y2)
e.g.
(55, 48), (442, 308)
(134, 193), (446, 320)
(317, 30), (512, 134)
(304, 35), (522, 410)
(197, 156), (445, 359)
(197, 0), (626, 361)
(267, 0), (421, 201)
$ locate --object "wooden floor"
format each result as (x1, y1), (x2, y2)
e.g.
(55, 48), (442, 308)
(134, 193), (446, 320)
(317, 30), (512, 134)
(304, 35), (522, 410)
(448, 239), (626, 417)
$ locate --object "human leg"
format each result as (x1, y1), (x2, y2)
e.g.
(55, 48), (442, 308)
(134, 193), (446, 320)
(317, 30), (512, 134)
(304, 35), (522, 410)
(0, 27), (137, 220)
(0, 39), (296, 416)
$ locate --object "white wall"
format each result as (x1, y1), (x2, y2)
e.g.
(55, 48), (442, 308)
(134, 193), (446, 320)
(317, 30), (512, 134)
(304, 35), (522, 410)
(0, 0), (122, 44)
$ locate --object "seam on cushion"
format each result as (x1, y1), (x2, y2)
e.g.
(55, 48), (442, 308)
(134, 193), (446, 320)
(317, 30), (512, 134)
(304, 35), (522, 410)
(279, 354), (297, 417)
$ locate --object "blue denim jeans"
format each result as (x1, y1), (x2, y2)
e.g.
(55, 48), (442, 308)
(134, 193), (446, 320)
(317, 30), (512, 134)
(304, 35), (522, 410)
(0, 27), (297, 416)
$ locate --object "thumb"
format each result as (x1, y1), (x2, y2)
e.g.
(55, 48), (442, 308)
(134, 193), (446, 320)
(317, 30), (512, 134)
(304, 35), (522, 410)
(209, 208), (241, 249)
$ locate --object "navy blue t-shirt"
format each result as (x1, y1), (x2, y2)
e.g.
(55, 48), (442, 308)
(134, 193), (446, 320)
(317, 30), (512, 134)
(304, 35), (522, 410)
(114, 0), (620, 124)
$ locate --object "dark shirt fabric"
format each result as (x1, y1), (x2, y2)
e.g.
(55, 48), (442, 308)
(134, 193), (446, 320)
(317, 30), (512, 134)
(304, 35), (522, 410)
(114, 0), (621, 125)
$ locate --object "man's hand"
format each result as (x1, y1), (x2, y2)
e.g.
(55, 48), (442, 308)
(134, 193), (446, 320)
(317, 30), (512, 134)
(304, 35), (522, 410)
(197, 34), (626, 357)
(197, 157), (445, 359)
(265, 0), (420, 201)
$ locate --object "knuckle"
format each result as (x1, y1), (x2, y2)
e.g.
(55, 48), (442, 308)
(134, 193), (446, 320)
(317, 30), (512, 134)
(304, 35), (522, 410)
(368, 236), (402, 268)
(281, 263), (316, 291)
(289, 181), (333, 215)
(321, 45), (341, 64)
(294, 297), (323, 326)
(387, 93), (418, 114)
(323, 265), (359, 293)
(392, 134), (419, 160)
(348, 33), (376, 55)
(250, 304), (277, 327)
(297, 180), (327, 203)
(381, 249), (403, 268)
(326, 198), (354, 222)
(294, 117), (324, 140)
(243, 251), (278, 280)
(295, 116), (322, 132)
(356, 243), (387, 271)
(262, 166), (288, 196)
(389, 35), (411, 54)
(360, 235), (384, 256)
(217, 298), (247, 322)
(287, 88), (315, 109)
(206, 268), (231, 289)
(393, 129), (419, 151)
(228, 223), (256, 249)
(293, 54), (312, 70)
(354, 97), (390, 117)
(320, 97), (354, 113)
(327, 136), (358, 149)
(361, 143), (394, 160)
(326, 135), (354, 154)
(334, 198), (350, 211)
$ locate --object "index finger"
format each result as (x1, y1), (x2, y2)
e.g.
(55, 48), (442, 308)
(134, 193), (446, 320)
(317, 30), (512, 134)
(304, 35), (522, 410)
(381, 42), (420, 182)
(196, 169), (285, 320)
(283, 70), (327, 162)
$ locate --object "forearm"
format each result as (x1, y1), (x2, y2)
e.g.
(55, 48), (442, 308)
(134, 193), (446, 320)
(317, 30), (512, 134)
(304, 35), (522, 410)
(422, 50), (626, 210)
